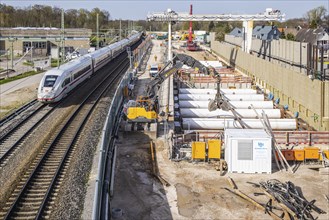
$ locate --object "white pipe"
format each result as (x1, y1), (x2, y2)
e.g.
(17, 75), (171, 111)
(178, 101), (273, 109)
(178, 94), (264, 101)
(180, 109), (282, 119)
(182, 118), (297, 130)
(179, 88), (257, 94)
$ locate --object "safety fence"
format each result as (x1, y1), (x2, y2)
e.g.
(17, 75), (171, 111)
(92, 68), (133, 220)
(172, 130), (329, 147)
(92, 39), (152, 220)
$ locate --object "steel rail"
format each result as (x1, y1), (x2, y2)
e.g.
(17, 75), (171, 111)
(0, 99), (38, 127)
(4, 56), (130, 219)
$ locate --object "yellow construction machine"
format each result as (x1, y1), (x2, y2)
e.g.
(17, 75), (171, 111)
(125, 53), (211, 123)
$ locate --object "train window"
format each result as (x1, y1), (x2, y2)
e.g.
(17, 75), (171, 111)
(44, 75), (58, 87)
(73, 65), (91, 80)
(62, 77), (71, 88)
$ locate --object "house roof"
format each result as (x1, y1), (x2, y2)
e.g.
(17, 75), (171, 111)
(252, 25), (281, 40)
(253, 26), (277, 35)
(295, 28), (328, 44)
(228, 27), (242, 37)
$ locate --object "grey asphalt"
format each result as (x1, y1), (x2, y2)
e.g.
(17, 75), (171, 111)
(0, 58), (51, 98)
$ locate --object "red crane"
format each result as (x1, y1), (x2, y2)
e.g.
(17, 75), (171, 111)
(187, 4), (199, 51)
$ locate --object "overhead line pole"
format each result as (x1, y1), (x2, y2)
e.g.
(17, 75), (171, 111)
(97, 13), (99, 50)
(60, 8), (65, 66)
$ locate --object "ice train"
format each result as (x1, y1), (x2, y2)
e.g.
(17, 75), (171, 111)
(37, 32), (142, 103)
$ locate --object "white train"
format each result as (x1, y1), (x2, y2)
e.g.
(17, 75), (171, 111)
(37, 32), (142, 103)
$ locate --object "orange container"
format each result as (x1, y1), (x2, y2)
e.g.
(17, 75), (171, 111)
(304, 147), (319, 160)
(282, 150), (295, 161)
(319, 150), (329, 161)
(293, 149), (305, 161)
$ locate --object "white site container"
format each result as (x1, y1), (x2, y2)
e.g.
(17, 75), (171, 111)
(224, 129), (272, 174)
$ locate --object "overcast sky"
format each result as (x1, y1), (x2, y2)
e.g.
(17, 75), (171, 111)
(2, 0), (328, 20)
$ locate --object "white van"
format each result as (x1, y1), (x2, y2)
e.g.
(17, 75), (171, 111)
(149, 64), (159, 77)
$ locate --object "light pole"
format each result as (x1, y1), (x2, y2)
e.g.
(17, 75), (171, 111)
(6, 49), (9, 78)
(55, 38), (61, 67)
(119, 19), (122, 41)
(96, 13), (99, 50)
(30, 41), (34, 68)
(8, 37), (17, 69)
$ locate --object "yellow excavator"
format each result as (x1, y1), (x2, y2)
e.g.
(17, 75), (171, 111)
(125, 53), (213, 123)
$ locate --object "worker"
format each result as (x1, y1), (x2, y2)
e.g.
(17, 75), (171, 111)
(154, 55), (157, 62)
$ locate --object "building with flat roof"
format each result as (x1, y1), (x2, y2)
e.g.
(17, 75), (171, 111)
(0, 27), (92, 57)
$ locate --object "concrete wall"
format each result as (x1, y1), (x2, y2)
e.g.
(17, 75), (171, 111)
(211, 41), (329, 131)
(225, 35), (309, 73)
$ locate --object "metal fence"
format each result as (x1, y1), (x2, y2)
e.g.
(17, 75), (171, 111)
(92, 68), (133, 220)
(92, 38), (152, 220)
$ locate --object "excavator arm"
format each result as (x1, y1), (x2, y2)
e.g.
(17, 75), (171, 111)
(126, 53), (215, 123)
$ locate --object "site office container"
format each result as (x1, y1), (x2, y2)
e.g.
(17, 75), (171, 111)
(224, 129), (272, 174)
(304, 147), (320, 160)
(293, 149), (305, 161)
(192, 142), (206, 160)
(281, 149), (295, 161)
(208, 139), (221, 159)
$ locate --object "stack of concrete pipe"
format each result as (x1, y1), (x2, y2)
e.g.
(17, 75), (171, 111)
(175, 88), (297, 130)
(177, 100), (274, 109)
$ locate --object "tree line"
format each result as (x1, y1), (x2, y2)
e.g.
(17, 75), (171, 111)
(0, 4), (110, 30)
(1, 4), (327, 39)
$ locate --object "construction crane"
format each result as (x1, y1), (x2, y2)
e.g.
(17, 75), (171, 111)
(186, 4), (199, 51)
(147, 8), (284, 60)
(125, 53), (211, 123)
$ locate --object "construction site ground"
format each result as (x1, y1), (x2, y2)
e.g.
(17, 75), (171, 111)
(110, 40), (329, 219)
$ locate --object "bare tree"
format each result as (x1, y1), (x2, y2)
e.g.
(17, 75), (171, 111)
(304, 6), (327, 28)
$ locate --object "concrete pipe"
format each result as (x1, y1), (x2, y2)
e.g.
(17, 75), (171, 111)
(182, 118), (297, 130)
(179, 109), (282, 119)
(179, 88), (257, 95)
(178, 101), (273, 109)
(178, 94), (264, 101)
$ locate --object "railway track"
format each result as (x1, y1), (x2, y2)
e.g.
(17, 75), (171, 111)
(0, 104), (55, 167)
(0, 100), (38, 126)
(0, 56), (129, 219)
(0, 100), (41, 138)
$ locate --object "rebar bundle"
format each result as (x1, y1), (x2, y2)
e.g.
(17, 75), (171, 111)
(259, 179), (326, 220)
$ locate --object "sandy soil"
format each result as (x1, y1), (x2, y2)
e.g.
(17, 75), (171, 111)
(112, 130), (329, 220)
(0, 83), (37, 118)
(110, 40), (329, 220)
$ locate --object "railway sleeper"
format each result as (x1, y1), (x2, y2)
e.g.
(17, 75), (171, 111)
(26, 188), (47, 194)
(39, 167), (58, 172)
(16, 201), (41, 208)
(11, 210), (38, 218)
(18, 194), (44, 200)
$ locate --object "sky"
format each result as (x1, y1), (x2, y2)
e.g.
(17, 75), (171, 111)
(2, 0), (328, 20)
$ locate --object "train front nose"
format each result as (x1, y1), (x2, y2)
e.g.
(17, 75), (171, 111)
(38, 89), (55, 102)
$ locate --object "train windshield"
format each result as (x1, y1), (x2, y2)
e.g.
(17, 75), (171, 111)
(44, 75), (58, 87)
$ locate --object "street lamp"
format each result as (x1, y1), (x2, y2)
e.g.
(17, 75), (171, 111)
(6, 49), (9, 78)
(8, 37), (17, 69)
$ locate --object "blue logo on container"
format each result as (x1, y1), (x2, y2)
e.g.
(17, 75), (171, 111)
(258, 142), (264, 148)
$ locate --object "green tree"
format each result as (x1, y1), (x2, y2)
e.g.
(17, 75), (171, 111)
(208, 21), (215, 31)
(304, 6), (327, 28)
(286, 33), (295, 41)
